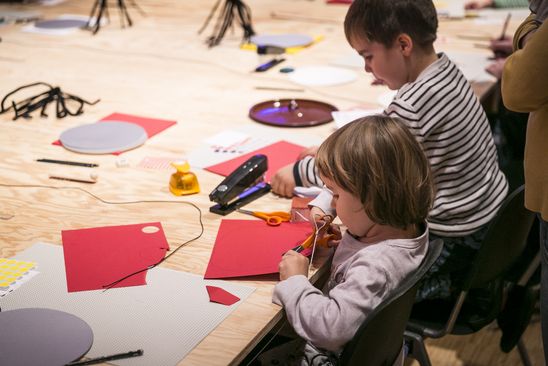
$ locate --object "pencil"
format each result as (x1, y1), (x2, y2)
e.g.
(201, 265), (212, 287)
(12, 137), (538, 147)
(499, 12), (511, 40)
(49, 175), (97, 184)
(65, 349), (143, 366)
(255, 86), (305, 92)
(37, 158), (98, 168)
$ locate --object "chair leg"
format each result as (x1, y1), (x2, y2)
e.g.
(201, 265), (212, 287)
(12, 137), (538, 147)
(516, 338), (532, 366)
(404, 331), (432, 366)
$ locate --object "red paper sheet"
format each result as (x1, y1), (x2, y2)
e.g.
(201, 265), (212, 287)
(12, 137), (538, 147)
(204, 141), (304, 182)
(206, 286), (240, 306)
(53, 112), (177, 154)
(204, 220), (311, 279)
(62, 222), (169, 292)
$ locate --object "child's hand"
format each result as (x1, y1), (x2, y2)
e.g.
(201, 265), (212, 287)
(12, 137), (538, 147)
(271, 163), (296, 198)
(279, 250), (310, 280)
(310, 208), (342, 247)
(298, 146), (319, 159)
(325, 223), (342, 248)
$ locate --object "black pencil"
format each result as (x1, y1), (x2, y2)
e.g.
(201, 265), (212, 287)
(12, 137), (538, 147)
(65, 349), (143, 366)
(37, 158), (98, 168)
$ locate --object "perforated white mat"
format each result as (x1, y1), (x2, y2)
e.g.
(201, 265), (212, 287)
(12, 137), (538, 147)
(0, 243), (255, 366)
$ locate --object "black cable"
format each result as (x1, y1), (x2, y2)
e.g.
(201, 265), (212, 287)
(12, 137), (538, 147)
(0, 183), (204, 291)
(199, 0), (255, 48)
(0, 82), (99, 120)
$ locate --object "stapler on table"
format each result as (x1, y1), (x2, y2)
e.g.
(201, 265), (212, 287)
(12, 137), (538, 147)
(209, 154), (271, 215)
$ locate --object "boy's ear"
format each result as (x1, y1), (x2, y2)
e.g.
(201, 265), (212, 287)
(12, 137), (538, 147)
(396, 33), (413, 56)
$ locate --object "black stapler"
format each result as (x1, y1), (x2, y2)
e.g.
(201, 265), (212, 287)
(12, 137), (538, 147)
(209, 154), (271, 215)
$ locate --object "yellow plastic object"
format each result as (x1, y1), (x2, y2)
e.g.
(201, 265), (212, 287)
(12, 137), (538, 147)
(240, 35), (324, 55)
(169, 161), (200, 196)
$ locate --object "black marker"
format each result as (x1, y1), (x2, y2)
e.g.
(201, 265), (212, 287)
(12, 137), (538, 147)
(255, 58), (286, 72)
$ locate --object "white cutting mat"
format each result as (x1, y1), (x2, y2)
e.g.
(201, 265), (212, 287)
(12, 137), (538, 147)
(0, 243), (255, 366)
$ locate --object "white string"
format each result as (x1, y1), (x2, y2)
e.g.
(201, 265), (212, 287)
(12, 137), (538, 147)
(307, 215), (329, 277)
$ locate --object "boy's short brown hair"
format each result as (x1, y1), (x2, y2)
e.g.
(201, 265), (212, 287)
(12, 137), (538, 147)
(316, 115), (434, 229)
(344, 0), (438, 49)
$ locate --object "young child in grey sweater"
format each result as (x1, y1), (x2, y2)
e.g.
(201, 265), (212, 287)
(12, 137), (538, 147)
(271, 116), (434, 365)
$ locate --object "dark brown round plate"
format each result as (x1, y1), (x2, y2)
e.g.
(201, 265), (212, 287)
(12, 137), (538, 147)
(249, 99), (337, 127)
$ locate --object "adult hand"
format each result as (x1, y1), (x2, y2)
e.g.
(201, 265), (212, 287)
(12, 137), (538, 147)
(271, 163), (296, 198)
(465, 0), (494, 9)
(279, 250), (309, 280)
(298, 146), (319, 160)
(490, 36), (513, 58)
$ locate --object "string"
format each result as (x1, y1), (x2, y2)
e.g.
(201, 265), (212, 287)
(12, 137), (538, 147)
(0, 82), (99, 120)
(198, 0), (255, 47)
(0, 183), (203, 291)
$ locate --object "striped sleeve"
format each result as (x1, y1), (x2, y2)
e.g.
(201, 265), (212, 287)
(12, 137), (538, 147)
(385, 53), (508, 237)
(293, 156), (323, 188)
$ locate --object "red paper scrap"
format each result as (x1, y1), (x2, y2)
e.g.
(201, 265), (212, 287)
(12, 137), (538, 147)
(204, 220), (311, 279)
(53, 112), (177, 154)
(62, 222), (169, 292)
(204, 141), (304, 182)
(206, 285), (240, 306)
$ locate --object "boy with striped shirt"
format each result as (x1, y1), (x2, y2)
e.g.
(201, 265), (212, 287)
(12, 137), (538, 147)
(271, 0), (508, 301)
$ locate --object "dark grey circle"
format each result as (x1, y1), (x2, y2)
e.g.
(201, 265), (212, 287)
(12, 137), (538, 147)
(35, 19), (88, 29)
(0, 308), (93, 366)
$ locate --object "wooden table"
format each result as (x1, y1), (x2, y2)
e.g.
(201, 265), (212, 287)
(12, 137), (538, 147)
(0, 1), (523, 365)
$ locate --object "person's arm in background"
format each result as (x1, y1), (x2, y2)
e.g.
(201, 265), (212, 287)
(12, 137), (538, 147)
(466, 0), (528, 9)
(502, 17), (548, 112)
(494, 0), (530, 7)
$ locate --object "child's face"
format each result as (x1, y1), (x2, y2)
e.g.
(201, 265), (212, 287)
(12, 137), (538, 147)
(321, 175), (374, 238)
(350, 36), (408, 90)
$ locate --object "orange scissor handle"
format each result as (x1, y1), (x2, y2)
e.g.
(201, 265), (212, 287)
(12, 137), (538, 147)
(254, 211), (291, 226)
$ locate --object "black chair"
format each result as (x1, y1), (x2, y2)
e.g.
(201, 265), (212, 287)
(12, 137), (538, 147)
(339, 239), (444, 366)
(405, 185), (536, 366)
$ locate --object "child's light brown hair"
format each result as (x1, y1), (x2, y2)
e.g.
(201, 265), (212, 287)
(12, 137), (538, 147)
(316, 115), (434, 229)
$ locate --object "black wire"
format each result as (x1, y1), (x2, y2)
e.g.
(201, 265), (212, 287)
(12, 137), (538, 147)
(0, 183), (204, 291)
(0, 82), (99, 120)
(200, 0), (255, 47)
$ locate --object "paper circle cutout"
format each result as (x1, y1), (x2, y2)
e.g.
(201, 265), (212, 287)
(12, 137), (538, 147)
(249, 99), (337, 127)
(35, 19), (88, 29)
(0, 308), (93, 366)
(60, 121), (148, 154)
(250, 34), (314, 48)
(289, 66), (358, 87)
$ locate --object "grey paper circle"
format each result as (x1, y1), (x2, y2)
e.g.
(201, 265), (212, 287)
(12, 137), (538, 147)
(35, 19), (88, 29)
(0, 308), (93, 366)
(250, 34), (314, 48)
(60, 121), (148, 154)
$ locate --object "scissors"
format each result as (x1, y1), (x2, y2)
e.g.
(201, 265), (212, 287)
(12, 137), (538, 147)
(292, 215), (334, 253)
(237, 209), (291, 226)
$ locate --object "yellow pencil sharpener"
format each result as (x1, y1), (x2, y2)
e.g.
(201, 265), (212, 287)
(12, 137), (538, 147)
(169, 161), (200, 196)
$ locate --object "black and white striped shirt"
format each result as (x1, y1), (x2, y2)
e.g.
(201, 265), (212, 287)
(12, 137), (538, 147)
(295, 53), (508, 237)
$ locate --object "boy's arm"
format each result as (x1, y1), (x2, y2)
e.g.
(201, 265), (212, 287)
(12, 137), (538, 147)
(502, 18), (548, 112)
(294, 156), (323, 187)
(271, 156), (324, 198)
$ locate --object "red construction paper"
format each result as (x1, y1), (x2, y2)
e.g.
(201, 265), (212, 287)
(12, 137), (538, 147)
(61, 222), (169, 292)
(206, 285), (240, 306)
(204, 220), (311, 279)
(53, 112), (177, 154)
(204, 141), (304, 182)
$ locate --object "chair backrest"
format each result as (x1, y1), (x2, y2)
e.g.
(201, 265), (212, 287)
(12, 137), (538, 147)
(339, 239), (444, 366)
(465, 185), (535, 289)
